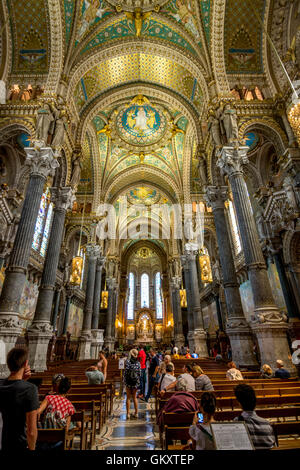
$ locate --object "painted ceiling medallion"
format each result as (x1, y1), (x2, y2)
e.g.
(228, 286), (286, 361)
(127, 186), (161, 205)
(106, 1), (169, 12)
(116, 95), (167, 146)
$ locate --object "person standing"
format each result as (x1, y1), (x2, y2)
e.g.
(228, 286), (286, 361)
(124, 349), (141, 419)
(137, 346), (147, 398)
(143, 348), (160, 402)
(0, 347), (39, 451)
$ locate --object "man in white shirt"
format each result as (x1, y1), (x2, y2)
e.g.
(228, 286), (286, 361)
(160, 363), (176, 391)
(160, 364), (196, 395)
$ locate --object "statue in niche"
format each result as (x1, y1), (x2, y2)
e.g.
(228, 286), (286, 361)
(220, 104), (239, 143)
(36, 103), (55, 144)
(51, 109), (68, 149)
(196, 145), (207, 188)
(207, 109), (222, 147)
(212, 259), (221, 283)
(0, 80), (6, 104)
(8, 84), (20, 101)
(70, 150), (82, 189)
(255, 209), (267, 240)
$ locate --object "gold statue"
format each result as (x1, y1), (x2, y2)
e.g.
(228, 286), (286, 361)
(97, 119), (112, 138)
(139, 152), (145, 164)
(125, 8), (152, 38)
(169, 118), (184, 139)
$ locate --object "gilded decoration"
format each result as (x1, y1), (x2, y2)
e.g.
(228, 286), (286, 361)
(224, 0), (265, 74)
(73, 54), (203, 113)
(116, 95), (167, 146)
(7, 0), (49, 74)
(75, 0), (114, 44)
(163, 0), (201, 44)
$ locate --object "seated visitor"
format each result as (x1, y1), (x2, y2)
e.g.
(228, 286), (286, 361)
(159, 363), (176, 391)
(274, 360), (291, 379)
(85, 365), (104, 385)
(261, 364), (274, 379)
(157, 378), (199, 429)
(124, 349), (141, 419)
(38, 377), (76, 431)
(97, 351), (108, 381)
(172, 346), (180, 359)
(0, 347), (39, 451)
(215, 352), (223, 363)
(159, 354), (174, 375)
(191, 351), (198, 359)
(193, 366), (214, 391)
(42, 373), (65, 398)
(185, 348), (192, 359)
(160, 364), (195, 394)
(234, 384), (275, 449)
(226, 361), (244, 381)
(189, 392), (217, 450)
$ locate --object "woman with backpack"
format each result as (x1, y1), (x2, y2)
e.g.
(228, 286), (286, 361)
(124, 349), (141, 419)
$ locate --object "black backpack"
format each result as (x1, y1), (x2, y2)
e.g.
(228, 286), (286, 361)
(126, 360), (139, 386)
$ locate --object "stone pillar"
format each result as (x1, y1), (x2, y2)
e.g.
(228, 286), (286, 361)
(184, 244), (208, 356)
(78, 245), (100, 360)
(0, 147), (58, 375)
(28, 187), (74, 372)
(62, 293), (72, 336)
(206, 185), (257, 367)
(91, 256), (105, 359)
(170, 276), (185, 348)
(51, 289), (61, 332)
(181, 254), (195, 351)
(218, 146), (296, 374)
(104, 277), (116, 352)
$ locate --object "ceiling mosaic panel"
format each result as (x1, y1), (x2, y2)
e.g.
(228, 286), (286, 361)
(163, 0), (201, 45)
(74, 53), (203, 112)
(75, 0), (114, 45)
(224, 0), (266, 74)
(78, 132), (94, 193)
(7, 0), (49, 74)
(116, 97), (167, 146)
(199, 0), (210, 45)
(127, 187), (161, 206)
(64, 0), (75, 46)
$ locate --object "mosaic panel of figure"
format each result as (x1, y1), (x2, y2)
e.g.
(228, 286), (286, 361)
(67, 303), (84, 338)
(267, 261), (287, 314)
(19, 278), (39, 331)
(164, 0), (201, 44)
(76, 0), (114, 44)
(202, 302), (218, 334)
(239, 280), (255, 322)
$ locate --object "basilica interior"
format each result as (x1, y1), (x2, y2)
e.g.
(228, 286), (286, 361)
(0, 0), (300, 381)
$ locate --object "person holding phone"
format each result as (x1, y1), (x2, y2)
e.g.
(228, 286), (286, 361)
(189, 392), (217, 450)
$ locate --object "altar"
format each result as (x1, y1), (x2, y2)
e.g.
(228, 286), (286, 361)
(126, 308), (163, 343)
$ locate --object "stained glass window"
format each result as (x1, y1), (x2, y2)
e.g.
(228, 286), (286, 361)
(127, 272), (135, 320)
(32, 188), (53, 257)
(40, 203), (53, 257)
(228, 200), (242, 255)
(155, 272), (163, 319)
(141, 273), (149, 308)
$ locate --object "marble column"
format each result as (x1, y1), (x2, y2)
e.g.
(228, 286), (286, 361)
(78, 244), (100, 360)
(184, 244), (208, 356)
(62, 293), (72, 336)
(91, 256), (105, 359)
(218, 146), (296, 374)
(170, 276), (185, 348)
(0, 147), (58, 375)
(181, 254), (195, 351)
(104, 277), (116, 352)
(206, 185), (257, 367)
(51, 289), (61, 332)
(28, 187), (74, 372)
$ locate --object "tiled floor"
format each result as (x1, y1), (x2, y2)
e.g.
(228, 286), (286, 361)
(94, 395), (160, 450)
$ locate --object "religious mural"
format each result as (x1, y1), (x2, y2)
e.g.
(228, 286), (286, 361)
(202, 302), (219, 334)
(19, 278), (39, 331)
(267, 262), (287, 314)
(76, 0), (113, 43)
(164, 0), (201, 43)
(239, 280), (255, 322)
(67, 303), (84, 338)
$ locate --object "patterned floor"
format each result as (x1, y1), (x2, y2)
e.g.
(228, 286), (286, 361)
(94, 395), (160, 450)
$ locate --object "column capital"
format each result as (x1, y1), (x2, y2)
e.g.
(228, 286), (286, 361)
(106, 276), (117, 290)
(205, 186), (228, 210)
(86, 244), (101, 259)
(217, 145), (249, 177)
(170, 276), (181, 291)
(24, 147), (59, 179)
(96, 256), (106, 270)
(51, 186), (75, 212)
(184, 243), (199, 261)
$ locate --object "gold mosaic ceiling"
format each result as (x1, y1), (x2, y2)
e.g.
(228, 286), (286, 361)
(74, 53), (202, 113)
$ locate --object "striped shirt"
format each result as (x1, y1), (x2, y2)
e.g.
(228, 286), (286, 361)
(234, 411), (275, 449)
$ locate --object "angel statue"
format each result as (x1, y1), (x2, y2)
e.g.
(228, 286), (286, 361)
(196, 145), (207, 188)
(126, 8), (152, 37)
(70, 149), (82, 189)
(207, 109), (222, 147)
(36, 103), (55, 145)
(220, 104), (239, 144)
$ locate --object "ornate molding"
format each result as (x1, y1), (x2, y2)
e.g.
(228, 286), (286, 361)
(51, 186), (75, 212)
(45, 0), (64, 94)
(211, 0), (229, 96)
(24, 147), (59, 179)
(205, 186), (228, 210)
(217, 145), (249, 177)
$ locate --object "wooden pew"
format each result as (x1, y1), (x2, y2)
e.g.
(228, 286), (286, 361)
(273, 422), (300, 449)
(37, 428), (75, 450)
(71, 410), (92, 450)
(164, 426), (190, 450)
